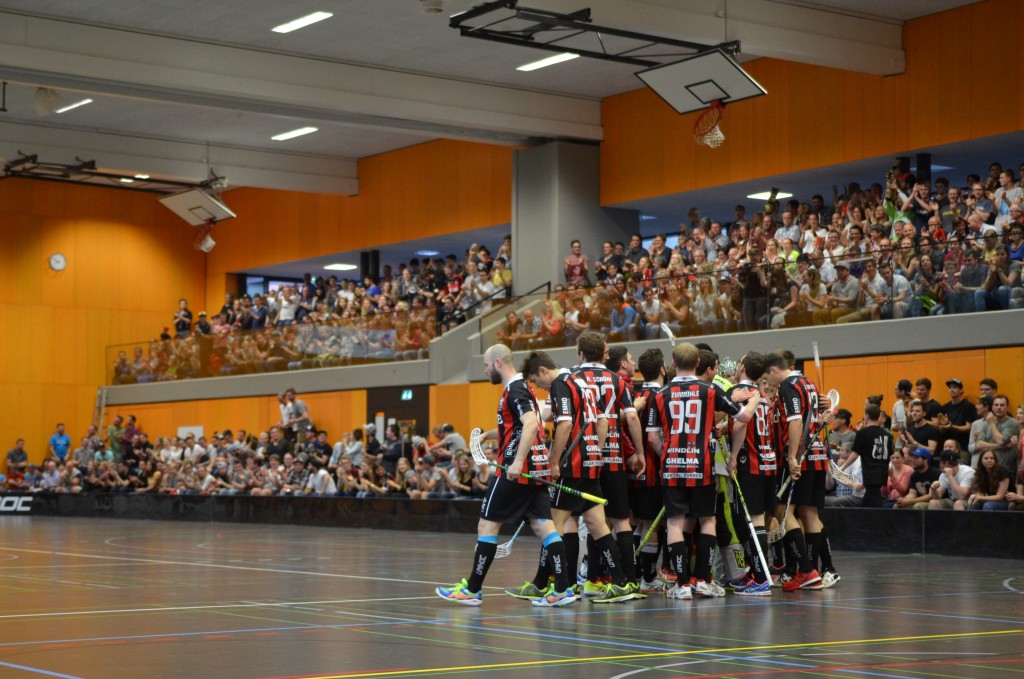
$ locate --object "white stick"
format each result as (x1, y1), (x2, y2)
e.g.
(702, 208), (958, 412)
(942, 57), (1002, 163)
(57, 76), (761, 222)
(812, 341), (821, 371)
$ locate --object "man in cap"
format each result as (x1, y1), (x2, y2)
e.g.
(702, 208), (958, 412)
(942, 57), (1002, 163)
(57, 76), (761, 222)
(927, 446), (975, 509)
(938, 378), (976, 453)
(812, 259), (859, 325)
(894, 447), (940, 509)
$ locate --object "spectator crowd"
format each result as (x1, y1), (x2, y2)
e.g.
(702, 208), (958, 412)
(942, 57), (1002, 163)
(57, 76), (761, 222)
(493, 160), (1023, 348)
(116, 239), (515, 383)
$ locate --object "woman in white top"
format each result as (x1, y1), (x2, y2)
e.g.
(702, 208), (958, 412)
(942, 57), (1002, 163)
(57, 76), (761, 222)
(691, 275), (724, 336)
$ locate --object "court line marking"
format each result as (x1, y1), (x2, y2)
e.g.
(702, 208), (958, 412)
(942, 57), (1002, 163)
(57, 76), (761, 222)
(608, 661), (709, 679)
(280, 628), (1024, 679)
(0, 546), (504, 590)
(0, 661), (85, 679)
(1003, 577), (1023, 594)
(0, 596), (438, 620)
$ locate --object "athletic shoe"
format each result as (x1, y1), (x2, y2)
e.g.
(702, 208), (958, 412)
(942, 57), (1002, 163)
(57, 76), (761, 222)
(820, 571), (841, 589)
(782, 569), (823, 591)
(627, 582), (648, 600)
(727, 575), (752, 591)
(582, 580), (607, 597)
(532, 588), (577, 607)
(591, 583), (634, 604)
(569, 583), (581, 596)
(694, 579), (726, 598)
(504, 581), (550, 600)
(659, 567), (678, 584)
(769, 566), (786, 588)
(733, 577), (772, 597)
(579, 556), (589, 581)
(640, 574), (671, 594)
(666, 583), (693, 600)
(435, 579), (482, 606)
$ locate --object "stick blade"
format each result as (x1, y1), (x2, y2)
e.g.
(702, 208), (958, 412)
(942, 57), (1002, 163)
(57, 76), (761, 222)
(469, 428), (487, 465)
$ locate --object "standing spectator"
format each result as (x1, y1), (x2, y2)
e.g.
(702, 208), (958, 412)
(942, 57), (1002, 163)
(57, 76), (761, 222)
(964, 183), (994, 226)
(622, 233), (649, 273)
(48, 423), (71, 462)
(194, 311), (211, 335)
(975, 395), (1021, 477)
(364, 424), (381, 461)
(992, 170), (1022, 231)
(938, 378), (976, 454)
(852, 404), (893, 508)
(6, 439), (29, 475)
(173, 299), (193, 338)
(900, 400), (939, 459)
(892, 380), (915, 429)
(281, 388), (314, 441)
(563, 240), (590, 287)
(914, 378), (943, 424)
(380, 424), (403, 475)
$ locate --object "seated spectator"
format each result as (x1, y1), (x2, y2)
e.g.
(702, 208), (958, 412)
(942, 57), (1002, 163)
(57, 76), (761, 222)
(442, 453), (478, 500)
(409, 454), (451, 500)
(387, 457), (414, 497)
(894, 447), (939, 509)
(825, 443), (864, 506)
(965, 450), (1011, 510)
(927, 447), (975, 509)
(305, 461), (338, 496)
(882, 448), (914, 508)
(1006, 467), (1024, 511)
(38, 460), (63, 492)
(535, 299), (564, 348)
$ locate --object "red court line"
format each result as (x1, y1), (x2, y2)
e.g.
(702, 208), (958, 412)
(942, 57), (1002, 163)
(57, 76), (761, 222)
(667, 656), (1024, 679)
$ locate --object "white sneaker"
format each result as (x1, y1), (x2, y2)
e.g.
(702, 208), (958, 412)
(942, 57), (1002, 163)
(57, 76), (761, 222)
(694, 580), (726, 598)
(666, 583), (693, 600)
(640, 575), (671, 594)
(820, 571), (841, 589)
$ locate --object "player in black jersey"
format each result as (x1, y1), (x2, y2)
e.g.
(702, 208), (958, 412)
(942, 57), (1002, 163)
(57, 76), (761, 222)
(436, 344), (575, 607)
(724, 352), (774, 596)
(764, 351), (826, 592)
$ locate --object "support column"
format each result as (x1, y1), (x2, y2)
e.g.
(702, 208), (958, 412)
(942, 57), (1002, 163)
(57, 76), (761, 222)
(512, 141), (638, 293)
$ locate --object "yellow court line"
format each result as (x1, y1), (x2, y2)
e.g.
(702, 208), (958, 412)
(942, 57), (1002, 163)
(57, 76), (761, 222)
(299, 628), (1024, 679)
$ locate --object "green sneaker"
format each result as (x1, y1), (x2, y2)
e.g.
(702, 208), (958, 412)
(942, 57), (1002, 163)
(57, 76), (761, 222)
(591, 582), (634, 604)
(627, 582), (648, 600)
(582, 580), (607, 598)
(504, 581), (550, 600)
(435, 579), (482, 606)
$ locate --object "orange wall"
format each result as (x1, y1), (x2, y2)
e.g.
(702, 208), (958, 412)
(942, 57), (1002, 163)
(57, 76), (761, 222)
(204, 140), (514, 303)
(600, 0), (1024, 206)
(804, 347), (1024, 421)
(0, 179), (208, 464)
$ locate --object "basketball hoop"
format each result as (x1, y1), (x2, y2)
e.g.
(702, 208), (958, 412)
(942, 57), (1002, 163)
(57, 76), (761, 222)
(694, 100), (725, 148)
(194, 220), (216, 253)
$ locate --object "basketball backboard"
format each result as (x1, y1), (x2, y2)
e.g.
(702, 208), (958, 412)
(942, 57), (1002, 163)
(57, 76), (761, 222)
(636, 49), (766, 115)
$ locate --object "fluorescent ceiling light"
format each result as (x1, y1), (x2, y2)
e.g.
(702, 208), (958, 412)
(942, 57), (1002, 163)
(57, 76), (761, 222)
(272, 11), (333, 33)
(910, 165), (954, 172)
(272, 126), (318, 141)
(640, 215), (658, 221)
(134, 174), (150, 180)
(324, 263), (358, 271)
(516, 52), (579, 72)
(746, 191), (793, 200)
(119, 178), (134, 184)
(55, 98), (92, 114)
(415, 249), (440, 257)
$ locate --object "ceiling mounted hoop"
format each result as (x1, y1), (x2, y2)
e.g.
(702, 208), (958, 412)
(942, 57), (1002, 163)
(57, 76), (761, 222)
(694, 100), (725, 148)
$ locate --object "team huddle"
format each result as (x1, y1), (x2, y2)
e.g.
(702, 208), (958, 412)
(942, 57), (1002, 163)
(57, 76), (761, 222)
(436, 330), (839, 606)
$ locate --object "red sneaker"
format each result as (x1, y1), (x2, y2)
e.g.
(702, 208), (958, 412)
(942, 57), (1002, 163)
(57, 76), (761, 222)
(782, 569), (823, 591)
(659, 567), (677, 584)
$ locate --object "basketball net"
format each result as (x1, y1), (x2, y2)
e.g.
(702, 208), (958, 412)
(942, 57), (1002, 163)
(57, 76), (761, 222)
(694, 100), (725, 148)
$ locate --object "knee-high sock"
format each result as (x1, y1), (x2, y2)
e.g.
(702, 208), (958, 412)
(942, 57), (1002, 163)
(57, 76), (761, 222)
(770, 536), (786, 569)
(819, 527), (835, 572)
(805, 532), (823, 573)
(783, 528), (812, 573)
(531, 547), (549, 589)
(595, 534), (626, 586)
(666, 540), (691, 584)
(615, 531), (637, 583)
(543, 534), (569, 592)
(563, 532), (579, 583)
(466, 538), (498, 592)
(639, 542), (659, 582)
(693, 533), (717, 582)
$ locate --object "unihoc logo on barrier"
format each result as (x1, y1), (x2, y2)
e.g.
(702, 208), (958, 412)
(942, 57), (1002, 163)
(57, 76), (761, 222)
(0, 496), (33, 513)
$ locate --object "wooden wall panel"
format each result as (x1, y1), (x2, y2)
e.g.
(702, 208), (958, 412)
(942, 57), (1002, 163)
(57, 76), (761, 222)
(429, 383), (503, 442)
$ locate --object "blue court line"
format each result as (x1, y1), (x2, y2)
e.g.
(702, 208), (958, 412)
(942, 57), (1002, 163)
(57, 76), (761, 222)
(0, 661), (85, 679)
(779, 600), (1024, 626)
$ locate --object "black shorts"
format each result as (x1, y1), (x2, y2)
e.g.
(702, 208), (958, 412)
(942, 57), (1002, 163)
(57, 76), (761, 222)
(600, 471), (630, 519)
(480, 476), (551, 524)
(551, 476), (602, 515)
(736, 467), (778, 517)
(663, 484), (717, 519)
(628, 484), (663, 521)
(792, 466), (826, 511)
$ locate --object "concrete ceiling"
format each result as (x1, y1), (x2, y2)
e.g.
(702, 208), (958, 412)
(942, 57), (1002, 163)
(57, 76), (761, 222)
(0, 0), (980, 195)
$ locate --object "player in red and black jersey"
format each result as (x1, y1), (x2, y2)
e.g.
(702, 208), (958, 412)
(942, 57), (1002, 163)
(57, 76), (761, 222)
(523, 348), (637, 603)
(436, 344), (575, 607)
(724, 352), (775, 593)
(627, 347), (669, 592)
(647, 342), (758, 599)
(574, 334), (645, 591)
(764, 351), (827, 592)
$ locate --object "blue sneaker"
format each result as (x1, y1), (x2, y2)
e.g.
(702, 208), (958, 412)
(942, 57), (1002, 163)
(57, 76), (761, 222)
(727, 576), (751, 591)
(532, 588), (577, 607)
(733, 577), (772, 597)
(435, 579), (482, 606)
